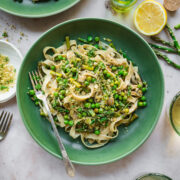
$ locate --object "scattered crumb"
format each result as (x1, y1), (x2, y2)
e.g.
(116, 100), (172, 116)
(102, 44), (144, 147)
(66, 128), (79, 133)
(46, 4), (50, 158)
(11, 25), (16, 30)
(2, 31), (8, 38)
(20, 32), (24, 36)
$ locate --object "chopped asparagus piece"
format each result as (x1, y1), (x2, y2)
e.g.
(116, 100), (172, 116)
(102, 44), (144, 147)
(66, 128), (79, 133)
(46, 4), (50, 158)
(150, 36), (174, 48)
(166, 24), (180, 53)
(153, 48), (180, 70)
(174, 24), (180, 30)
(149, 43), (178, 54)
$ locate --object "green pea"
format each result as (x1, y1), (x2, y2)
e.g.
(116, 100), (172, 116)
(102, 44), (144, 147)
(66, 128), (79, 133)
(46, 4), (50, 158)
(68, 120), (74, 126)
(85, 103), (91, 108)
(29, 90), (35, 96)
(123, 96), (127, 101)
(119, 65), (124, 69)
(91, 104), (96, 109)
(50, 65), (56, 71)
(103, 70), (108, 74)
(55, 55), (63, 61)
(143, 81), (147, 86)
(112, 85), (117, 89)
(123, 71), (128, 76)
(78, 113), (82, 118)
(82, 112), (87, 117)
(87, 76), (92, 82)
(77, 107), (83, 112)
(88, 98), (94, 103)
(114, 94), (119, 99)
(94, 44), (99, 49)
(52, 102), (57, 108)
(87, 36), (93, 42)
(138, 102), (144, 107)
(63, 79), (68, 84)
(142, 87), (147, 92)
(64, 120), (69, 125)
(35, 101), (39, 106)
(33, 95), (38, 101)
(56, 77), (61, 82)
(138, 84), (142, 88)
(99, 108), (103, 113)
(111, 108), (115, 112)
(106, 73), (111, 78)
(94, 130), (100, 135)
(35, 84), (41, 90)
(54, 92), (59, 97)
(119, 96), (122, 100)
(95, 37), (100, 42)
(95, 103), (100, 108)
(112, 66), (117, 71)
(143, 101), (147, 106)
(65, 68), (70, 73)
(59, 95), (64, 100)
(64, 115), (69, 120)
(91, 78), (96, 83)
(121, 92), (125, 96)
(115, 101), (119, 107)
(118, 70), (124, 75)
(141, 96), (146, 101)
(84, 81), (89, 86)
(60, 90), (66, 95)
(72, 67), (77, 73)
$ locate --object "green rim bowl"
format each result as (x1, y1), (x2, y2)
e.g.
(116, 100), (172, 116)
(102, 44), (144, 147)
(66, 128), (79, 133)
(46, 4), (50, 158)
(136, 173), (172, 180)
(0, 0), (79, 18)
(17, 18), (164, 165)
(169, 91), (180, 135)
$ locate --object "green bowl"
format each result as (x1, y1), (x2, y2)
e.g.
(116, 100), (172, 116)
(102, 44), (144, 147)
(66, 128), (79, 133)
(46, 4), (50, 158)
(136, 173), (172, 180)
(0, 0), (79, 18)
(17, 18), (164, 165)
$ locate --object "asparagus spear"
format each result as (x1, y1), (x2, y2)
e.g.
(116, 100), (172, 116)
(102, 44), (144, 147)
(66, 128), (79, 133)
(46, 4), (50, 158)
(150, 36), (174, 48)
(65, 36), (70, 50)
(174, 24), (180, 30)
(153, 48), (180, 69)
(166, 24), (180, 53)
(149, 43), (178, 54)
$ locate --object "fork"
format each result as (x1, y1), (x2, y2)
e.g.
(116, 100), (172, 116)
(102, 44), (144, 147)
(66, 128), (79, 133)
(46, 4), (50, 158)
(29, 70), (75, 177)
(0, 111), (13, 141)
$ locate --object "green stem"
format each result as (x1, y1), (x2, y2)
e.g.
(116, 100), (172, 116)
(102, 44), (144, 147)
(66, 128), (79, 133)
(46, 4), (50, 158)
(65, 36), (70, 50)
(174, 24), (180, 30)
(153, 48), (180, 70)
(166, 24), (180, 53)
(149, 43), (178, 54)
(150, 36), (174, 48)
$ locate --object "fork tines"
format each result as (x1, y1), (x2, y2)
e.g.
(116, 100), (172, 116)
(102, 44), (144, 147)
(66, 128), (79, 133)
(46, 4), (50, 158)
(0, 111), (13, 138)
(29, 70), (43, 91)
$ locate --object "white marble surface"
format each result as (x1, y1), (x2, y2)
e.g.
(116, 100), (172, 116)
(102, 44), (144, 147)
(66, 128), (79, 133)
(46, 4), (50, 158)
(0, 0), (180, 179)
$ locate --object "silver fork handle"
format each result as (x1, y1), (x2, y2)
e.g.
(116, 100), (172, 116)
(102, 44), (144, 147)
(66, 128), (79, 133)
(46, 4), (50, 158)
(42, 100), (75, 177)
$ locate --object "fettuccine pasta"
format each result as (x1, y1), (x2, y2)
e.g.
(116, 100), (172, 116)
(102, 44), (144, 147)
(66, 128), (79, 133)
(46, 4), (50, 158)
(28, 36), (148, 148)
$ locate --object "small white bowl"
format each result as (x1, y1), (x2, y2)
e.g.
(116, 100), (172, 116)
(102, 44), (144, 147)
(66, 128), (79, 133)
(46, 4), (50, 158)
(0, 40), (23, 103)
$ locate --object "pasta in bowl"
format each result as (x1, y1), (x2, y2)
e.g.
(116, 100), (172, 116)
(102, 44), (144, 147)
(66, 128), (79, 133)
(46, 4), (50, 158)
(17, 18), (164, 164)
(28, 36), (148, 148)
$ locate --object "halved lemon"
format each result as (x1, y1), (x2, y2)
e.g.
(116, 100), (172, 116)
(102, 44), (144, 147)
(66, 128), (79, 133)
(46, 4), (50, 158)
(134, 0), (167, 36)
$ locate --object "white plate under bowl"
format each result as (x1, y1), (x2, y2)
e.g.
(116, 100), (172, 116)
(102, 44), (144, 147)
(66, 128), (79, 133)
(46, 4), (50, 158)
(0, 40), (23, 103)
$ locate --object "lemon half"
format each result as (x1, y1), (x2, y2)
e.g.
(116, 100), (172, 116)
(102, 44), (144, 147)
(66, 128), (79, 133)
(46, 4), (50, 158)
(134, 0), (167, 36)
